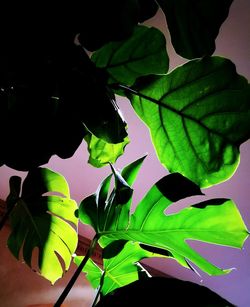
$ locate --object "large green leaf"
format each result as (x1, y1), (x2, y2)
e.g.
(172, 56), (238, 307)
(92, 25), (169, 87)
(79, 168), (248, 276)
(129, 56), (250, 188)
(7, 168), (78, 284)
(74, 255), (102, 290)
(74, 241), (166, 296)
(84, 132), (129, 168)
(157, 0), (233, 59)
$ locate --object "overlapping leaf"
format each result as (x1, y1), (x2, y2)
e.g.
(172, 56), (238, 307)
(74, 241), (167, 296)
(92, 25), (169, 87)
(79, 158), (249, 276)
(157, 0), (233, 59)
(84, 132), (129, 168)
(79, 156), (146, 233)
(128, 56), (250, 188)
(7, 168), (78, 284)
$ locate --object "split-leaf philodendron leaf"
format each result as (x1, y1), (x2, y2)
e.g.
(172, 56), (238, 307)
(92, 25), (169, 87)
(128, 56), (250, 188)
(75, 241), (168, 296)
(6, 168), (78, 284)
(157, 0), (233, 59)
(79, 157), (249, 277)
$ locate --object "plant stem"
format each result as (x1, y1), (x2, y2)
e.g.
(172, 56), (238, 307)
(91, 272), (105, 307)
(54, 234), (99, 307)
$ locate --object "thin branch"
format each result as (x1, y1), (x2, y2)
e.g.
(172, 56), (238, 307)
(54, 234), (99, 307)
(91, 272), (105, 307)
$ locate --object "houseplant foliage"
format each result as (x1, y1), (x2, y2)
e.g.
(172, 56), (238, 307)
(0, 0), (250, 306)
(73, 156), (248, 304)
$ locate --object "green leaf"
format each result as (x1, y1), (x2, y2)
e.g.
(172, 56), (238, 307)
(158, 0), (233, 59)
(75, 241), (165, 296)
(129, 56), (250, 188)
(7, 168), (78, 284)
(84, 132), (130, 168)
(74, 256), (102, 289)
(92, 25), (169, 87)
(93, 173), (249, 276)
(79, 156), (146, 233)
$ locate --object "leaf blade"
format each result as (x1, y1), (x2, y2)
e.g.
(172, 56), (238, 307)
(92, 25), (169, 86)
(129, 57), (250, 187)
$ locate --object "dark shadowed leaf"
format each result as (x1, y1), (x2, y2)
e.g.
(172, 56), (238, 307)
(92, 25), (168, 87)
(158, 0), (233, 59)
(7, 168), (78, 284)
(96, 276), (234, 307)
(129, 56), (250, 187)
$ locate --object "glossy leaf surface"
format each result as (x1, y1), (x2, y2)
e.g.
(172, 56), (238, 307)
(92, 25), (169, 86)
(7, 168), (78, 284)
(129, 57), (250, 187)
(158, 0), (233, 59)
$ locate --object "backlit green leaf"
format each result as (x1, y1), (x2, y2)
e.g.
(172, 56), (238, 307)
(129, 56), (250, 187)
(75, 241), (166, 296)
(84, 132), (129, 168)
(158, 0), (233, 59)
(79, 156), (146, 233)
(7, 168), (78, 284)
(80, 171), (248, 276)
(74, 256), (102, 289)
(92, 25), (169, 86)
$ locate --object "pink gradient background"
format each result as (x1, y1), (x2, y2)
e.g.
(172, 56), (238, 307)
(0, 0), (249, 306)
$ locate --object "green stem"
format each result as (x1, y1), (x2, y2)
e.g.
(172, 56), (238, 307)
(91, 272), (105, 307)
(54, 234), (99, 307)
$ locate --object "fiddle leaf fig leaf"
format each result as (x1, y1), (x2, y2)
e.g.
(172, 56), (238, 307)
(7, 168), (78, 284)
(84, 132), (130, 168)
(75, 241), (165, 296)
(157, 0), (233, 59)
(80, 169), (248, 276)
(129, 56), (250, 188)
(92, 25), (169, 87)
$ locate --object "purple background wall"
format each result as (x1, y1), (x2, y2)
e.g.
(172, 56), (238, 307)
(0, 0), (249, 306)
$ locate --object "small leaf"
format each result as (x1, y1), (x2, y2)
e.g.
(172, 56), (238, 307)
(79, 156), (147, 233)
(110, 164), (133, 205)
(129, 56), (250, 187)
(121, 154), (147, 186)
(158, 0), (233, 59)
(7, 168), (78, 284)
(92, 25), (169, 87)
(84, 132), (129, 168)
